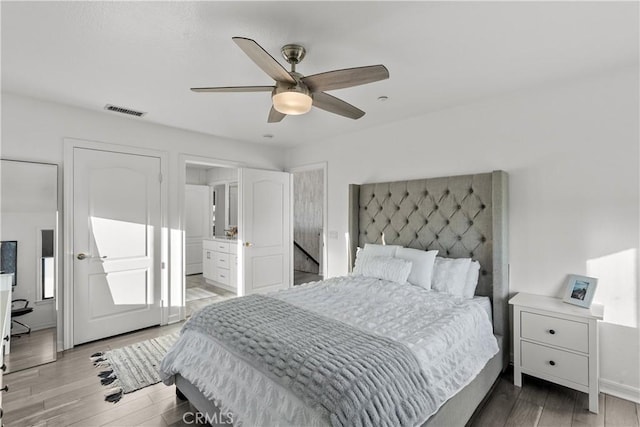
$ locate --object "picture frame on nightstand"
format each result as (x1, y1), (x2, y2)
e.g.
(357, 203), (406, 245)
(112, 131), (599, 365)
(563, 274), (598, 308)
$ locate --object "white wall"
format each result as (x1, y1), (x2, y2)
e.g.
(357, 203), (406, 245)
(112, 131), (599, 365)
(1, 92), (285, 345)
(206, 166), (238, 184)
(286, 67), (640, 399)
(185, 167), (208, 185)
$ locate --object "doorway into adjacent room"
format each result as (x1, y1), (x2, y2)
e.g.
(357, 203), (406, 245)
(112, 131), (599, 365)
(181, 160), (292, 317)
(184, 163), (238, 317)
(291, 163), (327, 286)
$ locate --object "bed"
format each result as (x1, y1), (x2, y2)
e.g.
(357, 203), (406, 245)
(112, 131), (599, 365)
(161, 170), (509, 426)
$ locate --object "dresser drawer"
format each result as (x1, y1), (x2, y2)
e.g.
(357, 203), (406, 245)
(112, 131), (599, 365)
(521, 341), (588, 386)
(215, 268), (230, 285)
(521, 311), (588, 353)
(214, 252), (230, 268)
(214, 241), (229, 253)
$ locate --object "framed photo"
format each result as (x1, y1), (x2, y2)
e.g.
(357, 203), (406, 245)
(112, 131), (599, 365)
(563, 274), (598, 308)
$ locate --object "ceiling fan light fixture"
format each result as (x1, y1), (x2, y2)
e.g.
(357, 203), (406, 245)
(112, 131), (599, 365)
(272, 89), (312, 115)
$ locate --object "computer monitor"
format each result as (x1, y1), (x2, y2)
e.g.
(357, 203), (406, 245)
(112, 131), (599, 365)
(0, 241), (17, 287)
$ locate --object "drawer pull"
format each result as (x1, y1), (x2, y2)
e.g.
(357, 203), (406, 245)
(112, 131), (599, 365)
(1, 385), (8, 392)
(1, 363), (5, 372)
(549, 329), (556, 335)
(549, 360), (556, 366)
(3, 335), (8, 342)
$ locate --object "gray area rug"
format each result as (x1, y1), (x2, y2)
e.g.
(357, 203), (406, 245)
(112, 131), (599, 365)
(91, 332), (179, 402)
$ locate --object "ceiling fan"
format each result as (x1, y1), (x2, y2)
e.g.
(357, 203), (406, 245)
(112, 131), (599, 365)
(191, 37), (389, 123)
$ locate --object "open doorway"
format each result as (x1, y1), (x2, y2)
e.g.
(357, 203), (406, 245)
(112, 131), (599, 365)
(291, 163), (327, 286)
(184, 163), (238, 317)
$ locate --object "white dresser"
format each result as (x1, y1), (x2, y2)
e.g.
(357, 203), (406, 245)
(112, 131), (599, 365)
(510, 292), (604, 413)
(203, 238), (238, 293)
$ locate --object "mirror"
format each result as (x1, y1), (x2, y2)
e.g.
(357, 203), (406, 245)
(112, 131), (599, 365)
(0, 159), (58, 372)
(228, 182), (238, 227)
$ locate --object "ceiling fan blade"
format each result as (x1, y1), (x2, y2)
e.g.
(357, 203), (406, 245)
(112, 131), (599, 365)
(302, 65), (389, 92)
(191, 86), (274, 93)
(232, 37), (296, 84)
(268, 106), (286, 123)
(312, 92), (365, 120)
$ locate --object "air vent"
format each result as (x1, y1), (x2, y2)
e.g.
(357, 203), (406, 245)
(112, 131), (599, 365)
(104, 104), (147, 117)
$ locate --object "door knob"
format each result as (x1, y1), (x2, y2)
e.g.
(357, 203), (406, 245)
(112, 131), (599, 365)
(244, 242), (253, 247)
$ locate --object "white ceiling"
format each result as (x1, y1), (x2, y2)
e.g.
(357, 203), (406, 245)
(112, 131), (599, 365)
(2, 1), (638, 147)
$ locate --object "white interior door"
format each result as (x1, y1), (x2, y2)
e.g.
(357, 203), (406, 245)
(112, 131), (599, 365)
(73, 148), (161, 345)
(185, 184), (210, 275)
(239, 168), (291, 295)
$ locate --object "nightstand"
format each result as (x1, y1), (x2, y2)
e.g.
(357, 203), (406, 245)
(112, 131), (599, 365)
(509, 292), (604, 413)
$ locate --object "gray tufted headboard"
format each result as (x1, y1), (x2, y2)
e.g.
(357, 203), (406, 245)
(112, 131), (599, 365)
(348, 171), (509, 368)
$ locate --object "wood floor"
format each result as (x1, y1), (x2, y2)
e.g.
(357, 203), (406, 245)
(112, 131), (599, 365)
(184, 274), (235, 318)
(5, 327), (57, 374)
(294, 270), (323, 286)
(4, 322), (639, 426)
(470, 371), (640, 427)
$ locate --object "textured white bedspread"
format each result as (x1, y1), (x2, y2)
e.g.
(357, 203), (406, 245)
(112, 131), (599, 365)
(160, 276), (499, 427)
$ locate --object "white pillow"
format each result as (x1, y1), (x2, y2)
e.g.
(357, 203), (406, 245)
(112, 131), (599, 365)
(462, 260), (481, 298)
(353, 243), (402, 274)
(431, 257), (472, 297)
(395, 248), (438, 289)
(362, 243), (401, 257)
(353, 255), (412, 284)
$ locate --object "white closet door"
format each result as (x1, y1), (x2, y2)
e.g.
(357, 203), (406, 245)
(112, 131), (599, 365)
(73, 147), (161, 345)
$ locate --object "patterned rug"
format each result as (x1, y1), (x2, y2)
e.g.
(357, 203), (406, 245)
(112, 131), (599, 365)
(91, 332), (179, 402)
(186, 286), (219, 302)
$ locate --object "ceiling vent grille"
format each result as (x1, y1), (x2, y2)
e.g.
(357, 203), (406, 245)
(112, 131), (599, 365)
(104, 104), (147, 117)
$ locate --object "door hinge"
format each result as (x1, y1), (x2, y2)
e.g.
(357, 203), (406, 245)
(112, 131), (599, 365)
(159, 173), (163, 183)
(161, 261), (166, 269)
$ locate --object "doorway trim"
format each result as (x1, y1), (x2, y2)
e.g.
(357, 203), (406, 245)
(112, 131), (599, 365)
(63, 138), (169, 350)
(177, 154), (244, 321)
(288, 162), (328, 279)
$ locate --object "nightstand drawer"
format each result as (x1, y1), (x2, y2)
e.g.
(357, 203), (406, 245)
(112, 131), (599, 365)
(521, 311), (588, 353)
(521, 341), (588, 386)
(214, 252), (230, 268)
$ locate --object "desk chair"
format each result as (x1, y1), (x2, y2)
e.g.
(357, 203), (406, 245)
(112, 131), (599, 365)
(11, 299), (33, 337)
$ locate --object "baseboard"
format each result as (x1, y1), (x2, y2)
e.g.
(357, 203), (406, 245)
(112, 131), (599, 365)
(167, 312), (183, 324)
(600, 378), (640, 403)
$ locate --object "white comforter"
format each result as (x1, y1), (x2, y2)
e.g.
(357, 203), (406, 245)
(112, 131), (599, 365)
(160, 276), (499, 427)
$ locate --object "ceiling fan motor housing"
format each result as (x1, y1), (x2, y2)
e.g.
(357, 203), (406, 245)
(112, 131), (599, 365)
(281, 44), (306, 65)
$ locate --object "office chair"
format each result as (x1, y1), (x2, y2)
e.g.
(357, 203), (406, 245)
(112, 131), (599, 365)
(11, 299), (33, 337)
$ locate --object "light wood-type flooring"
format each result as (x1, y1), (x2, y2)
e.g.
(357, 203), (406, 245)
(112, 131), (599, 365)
(184, 274), (235, 318)
(4, 323), (639, 426)
(5, 327), (57, 374)
(469, 370), (640, 427)
(294, 270), (323, 286)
